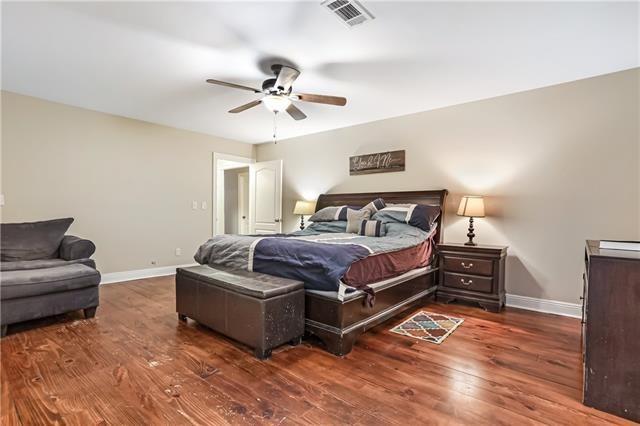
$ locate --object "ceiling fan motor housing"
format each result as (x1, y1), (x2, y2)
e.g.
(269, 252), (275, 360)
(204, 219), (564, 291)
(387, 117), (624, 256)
(262, 78), (278, 93)
(263, 79), (293, 95)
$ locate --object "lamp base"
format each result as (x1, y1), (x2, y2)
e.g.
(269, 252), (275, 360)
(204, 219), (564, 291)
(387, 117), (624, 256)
(465, 217), (477, 246)
(299, 215), (305, 231)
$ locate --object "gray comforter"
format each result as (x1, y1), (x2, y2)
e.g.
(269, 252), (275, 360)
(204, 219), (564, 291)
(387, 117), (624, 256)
(194, 222), (431, 292)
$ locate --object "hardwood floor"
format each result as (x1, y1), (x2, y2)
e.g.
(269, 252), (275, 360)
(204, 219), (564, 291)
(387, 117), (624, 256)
(1, 276), (631, 425)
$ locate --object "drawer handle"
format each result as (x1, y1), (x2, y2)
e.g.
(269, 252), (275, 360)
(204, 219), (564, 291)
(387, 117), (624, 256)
(461, 262), (474, 269)
(460, 278), (473, 286)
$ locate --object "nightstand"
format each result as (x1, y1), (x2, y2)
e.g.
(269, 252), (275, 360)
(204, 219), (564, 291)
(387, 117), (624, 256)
(436, 243), (508, 312)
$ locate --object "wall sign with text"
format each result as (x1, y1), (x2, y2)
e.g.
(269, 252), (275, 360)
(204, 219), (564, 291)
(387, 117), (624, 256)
(349, 150), (406, 175)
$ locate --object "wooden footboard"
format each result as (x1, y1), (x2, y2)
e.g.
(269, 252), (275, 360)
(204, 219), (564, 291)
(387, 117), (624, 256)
(305, 270), (438, 356)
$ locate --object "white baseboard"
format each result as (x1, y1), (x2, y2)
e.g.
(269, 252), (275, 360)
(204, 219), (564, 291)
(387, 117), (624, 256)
(506, 294), (582, 318)
(101, 263), (197, 285)
(101, 266), (583, 319)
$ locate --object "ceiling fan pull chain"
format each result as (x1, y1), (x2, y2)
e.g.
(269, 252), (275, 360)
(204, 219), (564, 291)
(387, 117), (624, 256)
(273, 111), (278, 144)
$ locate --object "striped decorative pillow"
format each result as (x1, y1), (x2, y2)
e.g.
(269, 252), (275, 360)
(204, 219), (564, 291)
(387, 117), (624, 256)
(362, 198), (386, 216)
(358, 220), (386, 237)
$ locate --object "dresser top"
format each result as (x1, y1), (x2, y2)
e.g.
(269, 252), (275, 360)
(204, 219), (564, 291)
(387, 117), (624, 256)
(586, 240), (640, 261)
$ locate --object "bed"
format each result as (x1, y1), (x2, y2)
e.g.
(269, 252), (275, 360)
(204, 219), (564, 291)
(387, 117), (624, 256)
(303, 190), (448, 355)
(193, 189), (448, 356)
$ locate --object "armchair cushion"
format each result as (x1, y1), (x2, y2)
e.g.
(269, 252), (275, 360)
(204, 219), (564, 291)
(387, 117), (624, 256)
(0, 264), (100, 300)
(1, 258), (96, 272)
(59, 236), (96, 261)
(1, 218), (74, 261)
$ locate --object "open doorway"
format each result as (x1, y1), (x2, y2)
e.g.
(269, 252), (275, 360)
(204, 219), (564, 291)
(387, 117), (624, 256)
(213, 153), (283, 236)
(223, 166), (249, 234)
(213, 153), (253, 236)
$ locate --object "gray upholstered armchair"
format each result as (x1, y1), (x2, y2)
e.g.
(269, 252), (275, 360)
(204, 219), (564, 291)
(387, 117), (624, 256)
(0, 218), (101, 337)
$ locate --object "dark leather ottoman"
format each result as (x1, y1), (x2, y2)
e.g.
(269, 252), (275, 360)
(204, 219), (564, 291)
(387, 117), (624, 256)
(176, 265), (304, 359)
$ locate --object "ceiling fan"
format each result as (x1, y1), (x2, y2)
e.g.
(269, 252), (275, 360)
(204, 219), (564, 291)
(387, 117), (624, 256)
(206, 64), (347, 121)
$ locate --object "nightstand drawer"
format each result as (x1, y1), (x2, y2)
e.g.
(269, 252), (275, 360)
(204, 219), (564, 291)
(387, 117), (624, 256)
(443, 256), (493, 276)
(442, 272), (493, 293)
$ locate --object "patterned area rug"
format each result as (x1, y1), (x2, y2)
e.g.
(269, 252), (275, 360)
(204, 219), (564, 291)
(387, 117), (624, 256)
(390, 311), (464, 344)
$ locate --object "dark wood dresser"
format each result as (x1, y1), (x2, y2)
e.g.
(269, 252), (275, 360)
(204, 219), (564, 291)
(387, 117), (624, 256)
(583, 240), (640, 421)
(436, 243), (507, 312)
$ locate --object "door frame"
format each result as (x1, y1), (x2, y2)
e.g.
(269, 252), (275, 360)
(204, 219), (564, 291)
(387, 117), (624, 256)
(212, 153), (254, 237)
(237, 171), (249, 234)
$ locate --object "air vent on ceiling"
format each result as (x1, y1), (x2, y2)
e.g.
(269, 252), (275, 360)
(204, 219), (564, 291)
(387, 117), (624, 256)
(321, 0), (375, 28)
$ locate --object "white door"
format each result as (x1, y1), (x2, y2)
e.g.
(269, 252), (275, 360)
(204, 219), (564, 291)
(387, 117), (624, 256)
(249, 160), (283, 234)
(237, 171), (249, 234)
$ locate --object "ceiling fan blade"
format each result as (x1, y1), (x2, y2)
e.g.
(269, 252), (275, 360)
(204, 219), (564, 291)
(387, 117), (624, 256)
(274, 66), (300, 92)
(229, 99), (262, 113)
(206, 79), (261, 93)
(293, 93), (347, 106)
(286, 103), (307, 121)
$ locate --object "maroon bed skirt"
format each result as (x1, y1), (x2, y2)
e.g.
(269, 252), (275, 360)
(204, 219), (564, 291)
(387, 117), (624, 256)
(342, 238), (433, 287)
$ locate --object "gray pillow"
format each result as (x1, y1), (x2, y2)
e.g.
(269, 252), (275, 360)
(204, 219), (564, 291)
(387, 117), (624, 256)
(346, 208), (371, 234)
(1, 218), (74, 261)
(309, 205), (360, 222)
(309, 206), (343, 222)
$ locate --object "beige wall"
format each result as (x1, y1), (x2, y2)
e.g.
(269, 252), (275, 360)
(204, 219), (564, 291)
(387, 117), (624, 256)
(257, 69), (640, 304)
(1, 91), (254, 273)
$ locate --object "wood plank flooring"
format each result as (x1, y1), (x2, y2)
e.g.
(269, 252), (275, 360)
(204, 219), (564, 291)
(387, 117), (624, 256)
(0, 276), (631, 425)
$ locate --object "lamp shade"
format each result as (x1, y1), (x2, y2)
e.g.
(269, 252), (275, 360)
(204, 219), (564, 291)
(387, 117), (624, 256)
(293, 200), (316, 215)
(457, 196), (485, 218)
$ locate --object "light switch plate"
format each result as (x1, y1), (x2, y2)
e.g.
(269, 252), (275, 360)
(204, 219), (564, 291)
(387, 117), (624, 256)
(192, 201), (198, 210)
(201, 201), (207, 210)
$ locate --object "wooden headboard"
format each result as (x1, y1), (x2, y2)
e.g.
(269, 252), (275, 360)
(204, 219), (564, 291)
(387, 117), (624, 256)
(315, 190), (449, 243)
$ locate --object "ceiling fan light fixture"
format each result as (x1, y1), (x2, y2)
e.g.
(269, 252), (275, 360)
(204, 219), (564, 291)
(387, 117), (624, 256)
(262, 94), (291, 113)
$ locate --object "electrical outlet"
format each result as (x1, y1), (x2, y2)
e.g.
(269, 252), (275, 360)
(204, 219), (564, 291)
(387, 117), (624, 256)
(201, 201), (207, 210)
(192, 201), (198, 210)
(175, 248), (182, 256)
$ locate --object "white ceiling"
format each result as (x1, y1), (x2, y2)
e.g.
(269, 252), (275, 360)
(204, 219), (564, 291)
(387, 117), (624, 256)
(2, 1), (638, 144)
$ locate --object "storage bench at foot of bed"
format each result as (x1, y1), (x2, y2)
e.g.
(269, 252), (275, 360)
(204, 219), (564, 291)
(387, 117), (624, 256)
(176, 265), (304, 359)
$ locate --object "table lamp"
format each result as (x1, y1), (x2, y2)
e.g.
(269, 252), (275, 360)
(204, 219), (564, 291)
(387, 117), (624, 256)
(457, 195), (485, 246)
(293, 200), (316, 230)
